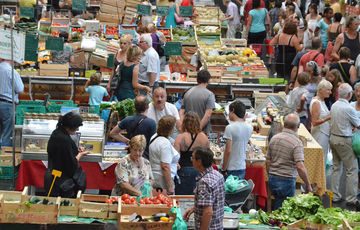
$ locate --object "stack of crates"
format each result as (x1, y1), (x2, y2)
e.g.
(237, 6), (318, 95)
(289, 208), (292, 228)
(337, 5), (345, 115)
(16, 101), (46, 125)
(47, 100), (77, 113)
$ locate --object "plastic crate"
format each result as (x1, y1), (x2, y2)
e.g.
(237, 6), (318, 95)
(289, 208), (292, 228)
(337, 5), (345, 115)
(16, 115), (24, 125)
(16, 105), (46, 115)
(19, 100), (44, 106)
(0, 165), (19, 180)
(47, 100), (76, 113)
(89, 105), (100, 115)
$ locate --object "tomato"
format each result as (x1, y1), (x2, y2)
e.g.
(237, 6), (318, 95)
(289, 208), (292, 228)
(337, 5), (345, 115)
(112, 197), (119, 202)
(153, 199), (161, 205)
(106, 199), (113, 204)
(161, 198), (169, 204)
(131, 201), (137, 205)
(122, 194), (130, 201)
(129, 197), (135, 202)
(139, 199), (145, 205)
(167, 203), (173, 208)
(124, 199), (131, 205)
(158, 194), (166, 201)
(145, 198), (153, 205)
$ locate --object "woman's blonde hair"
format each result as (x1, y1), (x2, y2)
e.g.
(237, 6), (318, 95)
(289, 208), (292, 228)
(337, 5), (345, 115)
(130, 135), (146, 150)
(127, 45), (142, 62)
(317, 79), (333, 94)
(147, 23), (156, 33)
(120, 35), (132, 44)
(181, 111), (201, 135)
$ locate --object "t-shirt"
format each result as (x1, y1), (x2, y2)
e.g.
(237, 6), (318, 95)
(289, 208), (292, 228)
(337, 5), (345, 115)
(287, 86), (309, 118)
(317, 19), (330, 50)
(118, 114), (157, 159)
(299, 50), (325, 70)
(291, 50), (308, 67)
(181, 85), (216, 131)
(146, 102), (180, 124)
(226, 2), (240, 26)
(149, 135), (180, 190)
(221, 122), (253, 170)
(249, 8), (267, 33)
(138, 47), (160, 83)
(85, 85), (108, 105)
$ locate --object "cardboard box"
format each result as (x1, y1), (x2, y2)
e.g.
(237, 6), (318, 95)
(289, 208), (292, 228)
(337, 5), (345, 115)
(89, 54), (108, 68)
(102, 0), (126, 7)
(39, 63), (69, 77)
(71, 51), (86, 68)
(100, 3), (125, 15)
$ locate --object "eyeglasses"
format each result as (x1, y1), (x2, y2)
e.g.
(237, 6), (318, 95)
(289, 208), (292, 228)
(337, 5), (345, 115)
(139, 41), (146, 44)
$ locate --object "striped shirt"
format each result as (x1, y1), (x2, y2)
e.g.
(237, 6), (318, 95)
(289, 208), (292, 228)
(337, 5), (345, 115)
(0, 62), (24, 103)
(194, 167), (225, 230)
(266, 128), (304, 178)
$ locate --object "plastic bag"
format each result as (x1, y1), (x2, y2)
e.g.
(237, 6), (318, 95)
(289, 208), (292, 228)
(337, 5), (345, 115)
(81, 36), (97, 52)
(225, 175), (249, 193)
(171, 206), (187, 230)
(140, 181), (152, 197)
(224, 206), (233, 213)
(352, 132), (360, 158)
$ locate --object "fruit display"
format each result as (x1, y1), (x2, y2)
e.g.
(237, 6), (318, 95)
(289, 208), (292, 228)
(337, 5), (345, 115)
(260, 105), (280, 125)
(118, 194), (174, 208)
(69, 26), (84, 41)
(195, 7), (220, 25)
(14, 22), (37, 34)
(196, 25), (220, 36)
(171, 26), (196, 45)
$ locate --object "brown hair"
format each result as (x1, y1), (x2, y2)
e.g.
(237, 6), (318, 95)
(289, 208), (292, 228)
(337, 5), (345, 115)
(127, 45), (142, 62)
(130, 135), (146, 150)
(328, 69), (343, 96)
(181, 111), (201, 135)
(297, 72), (311, 86)
(89, 73), (101, 85)
(283, 21), (297, 35)
(339, 46), (350, 60)
(157, 115), (176, 137)
(346, 15), (359, 28)
(137, 26), (148, 34)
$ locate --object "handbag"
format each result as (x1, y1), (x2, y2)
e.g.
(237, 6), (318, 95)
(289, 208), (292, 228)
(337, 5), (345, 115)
(111, 61), (123, 93)
(174, 13), (184, 24)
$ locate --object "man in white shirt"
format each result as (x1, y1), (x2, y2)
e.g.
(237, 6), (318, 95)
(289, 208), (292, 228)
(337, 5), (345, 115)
(146, 87), (181, 132)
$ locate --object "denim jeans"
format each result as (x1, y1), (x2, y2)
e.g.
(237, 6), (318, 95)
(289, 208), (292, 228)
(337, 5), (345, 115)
(0, 102), (13, 148)
(227, 169), (246, 179)
(175, 167), (199, 195)
(268, 174), (296, 210)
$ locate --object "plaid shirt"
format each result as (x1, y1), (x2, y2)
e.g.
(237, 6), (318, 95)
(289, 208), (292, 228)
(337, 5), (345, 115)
(194, 167), (225, 230)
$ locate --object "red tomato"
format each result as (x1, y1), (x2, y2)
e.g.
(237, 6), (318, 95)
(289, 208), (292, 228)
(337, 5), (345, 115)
(139, 199), (145, 205)
(131, 201), (137, 205)
(145, 198), (153, 204)
(130, 197), (135, 202)
(167, 203), (173, 208)
(161, 198), (169, 204)
(158, 194), (166, 201)
(124, 199), (131, 205)
(112, 197), (119, 202)
(106, 199), (113, 204)
(122, 194), (130, 201)
(153, 199), (161, 205)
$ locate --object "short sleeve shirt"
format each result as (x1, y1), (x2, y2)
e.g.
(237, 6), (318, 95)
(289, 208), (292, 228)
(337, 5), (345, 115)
(226, 2), (240, 26)
(85, 85), (108, 105)
(317, 19), (329, 50)
(249, 8), (267, 33)
(138, 47), (160, 83)
(299, 50), (325, 70)
(146, 102), (180, 124)
(112, 154), (152, 196)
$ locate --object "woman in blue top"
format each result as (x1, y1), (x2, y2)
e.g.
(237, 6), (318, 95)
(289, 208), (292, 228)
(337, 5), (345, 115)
(315, 7), (333, 52)
(166, 0), (179, 29)
(245, 0), (271, 46)
(84, 73), (109, 105)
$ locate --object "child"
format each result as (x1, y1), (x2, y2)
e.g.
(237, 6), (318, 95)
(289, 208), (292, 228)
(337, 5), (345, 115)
(287, 72), (311, 125)
(273, 11), (286, 35)
(85, 73), (109, 105)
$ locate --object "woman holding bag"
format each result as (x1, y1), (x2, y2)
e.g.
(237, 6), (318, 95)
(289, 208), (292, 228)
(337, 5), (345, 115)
(166, 0), (180, 29)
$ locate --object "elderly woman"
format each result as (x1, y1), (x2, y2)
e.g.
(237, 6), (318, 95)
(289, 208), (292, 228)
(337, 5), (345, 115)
(107, 35), (132, 93)
(149, 115), (179, 195)
(112, 135), (152, 196)
(174, 112), (209, 195)
(310, 80), (332, 165)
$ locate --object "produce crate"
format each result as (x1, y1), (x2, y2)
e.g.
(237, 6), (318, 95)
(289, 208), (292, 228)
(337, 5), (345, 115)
(39, 63), (69, 77)
(0, 191), (60, 224)
(19, 100), (44, 106)
(288, 219), (337, 230)
(0, 188), (26, 203)
(97, 12), (123, 24)
(47, 191), (81, 216)
(342, 218), (360, 230)
(47, 100), (75, 113)
(51, 18), (70, 33)
(79, 194), (109, 219)
(117, 200), (176, 230)
(16, 104), (46, 115)
(253, 91), (286, 109)
(221, 38), (247, 47)
(171, 26), (197, 47)
(0, 147), (21, 167)
(257, 113), (270, 136)
(16, 115), (25, 125)
(19, 70), (39, 76)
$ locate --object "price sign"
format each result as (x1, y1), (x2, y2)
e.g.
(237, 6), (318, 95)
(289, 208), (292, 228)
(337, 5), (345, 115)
(137, 4), (151, 16)
(25, 34), (38, 62)
(72, 0), (86, 11)
(156, 6), (169, 16)
(164, 42), (182, 56)
(20, 7), (34, 18)
(107, 53), (114, 68)
(120, 29), (136, 37)
(45, 36), (64, 51)
(2, 5), (17, 16)
(179, 6), (193, 17)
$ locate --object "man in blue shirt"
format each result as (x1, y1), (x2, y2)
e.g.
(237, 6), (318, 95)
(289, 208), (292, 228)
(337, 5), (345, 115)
(0, 58), (24, 148)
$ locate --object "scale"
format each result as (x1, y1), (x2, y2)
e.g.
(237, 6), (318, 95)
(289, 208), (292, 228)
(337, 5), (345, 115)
(223, 213), (239, 229)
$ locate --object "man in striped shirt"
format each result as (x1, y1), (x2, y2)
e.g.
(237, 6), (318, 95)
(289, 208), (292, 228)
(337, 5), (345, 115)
(0, 58), (24, 148)
(266, 113), (312, 210)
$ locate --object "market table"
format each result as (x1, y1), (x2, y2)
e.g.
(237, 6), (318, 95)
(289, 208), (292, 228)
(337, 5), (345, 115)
(250, 124), (326, 196)
(15, 160), (267, 208)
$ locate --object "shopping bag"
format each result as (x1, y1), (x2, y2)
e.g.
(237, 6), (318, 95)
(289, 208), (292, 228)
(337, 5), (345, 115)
(352, 132), (360, 158)
(171, 206), (187, 230)
(225, 175), (249, 193)
(140, 181), (152, 197)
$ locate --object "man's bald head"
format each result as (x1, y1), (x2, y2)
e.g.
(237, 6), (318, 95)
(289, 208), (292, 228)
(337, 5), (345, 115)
(134, 95), (149, 114)
(153, 87), (166, 97)
(284, 113), (300, 130)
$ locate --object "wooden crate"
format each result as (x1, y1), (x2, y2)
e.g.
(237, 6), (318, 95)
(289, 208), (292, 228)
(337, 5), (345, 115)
(100, 3), (125, 15)
(39, 63), (69, 77)
(47, 191), (81, 216)
(126, 0), (141, 8)
(117, 201), (175, 230)
(257, 114), (270, 136)
(102, 0), (126, 7)
(97, 12), (123, 24)
(221, 38), (247, 47)
(254, 91), (287, 109)
(79, 194), (109, 219)
(288, 219), (337, 230)
(342, 218), (360, 230)
(1, 147), (21, 166)
(0, 190), (60, 224)
(19, 70), (39, 76)
(0, 187), (27, 203)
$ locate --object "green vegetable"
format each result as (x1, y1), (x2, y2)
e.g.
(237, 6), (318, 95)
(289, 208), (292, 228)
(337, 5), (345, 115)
(61, 199), (71, 206)
(306, 207), (344, 226)
(257, 210), (270, 224)
(42, 198), (49, 205)
(343, 210), (360, 223)
(29, 196), (40, 204)
(48, 201), (56, 205)
(23, 201), (31, 208)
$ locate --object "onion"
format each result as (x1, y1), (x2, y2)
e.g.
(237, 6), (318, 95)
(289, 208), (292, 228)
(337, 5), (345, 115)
(249, 209), (257, 217)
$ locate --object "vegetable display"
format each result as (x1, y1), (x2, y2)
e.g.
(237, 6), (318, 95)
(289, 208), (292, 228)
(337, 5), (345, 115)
(109, 194), (174, 207)
(100, 99), (135, 120)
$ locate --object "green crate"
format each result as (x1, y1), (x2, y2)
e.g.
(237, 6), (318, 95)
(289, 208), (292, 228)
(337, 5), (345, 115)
(16, 115), (24, 125)
(19, 100), (44, 106)
(0, 165), (19, 180)
(89, 105), (100, 115)
(47, 100), (76, 113)
(16, 105), (46, 115)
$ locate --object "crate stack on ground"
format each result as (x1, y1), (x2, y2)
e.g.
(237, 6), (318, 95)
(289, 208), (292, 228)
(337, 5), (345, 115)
(123, 0), (141, 24)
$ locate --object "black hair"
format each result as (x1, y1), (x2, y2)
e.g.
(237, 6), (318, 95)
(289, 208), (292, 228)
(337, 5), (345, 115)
(197, 70), (211, 84)
(59, 31), (69, 42)
(334, 12), (342, 22)
(275, 0), (282, 8)
(229, 101), (246, 118)
(57, 112), (83, 130)
(323, 7), (333, 15)
(134, 96), (149, 113)
(253, 0), (261, 8)
(193, 146), (214, 168)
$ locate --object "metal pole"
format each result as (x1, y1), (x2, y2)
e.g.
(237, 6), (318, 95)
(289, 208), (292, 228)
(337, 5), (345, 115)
(10, 11), (16, 190)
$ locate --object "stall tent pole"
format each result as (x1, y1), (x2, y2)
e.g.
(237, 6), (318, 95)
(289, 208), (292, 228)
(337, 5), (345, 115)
(10, 11), (16, 190)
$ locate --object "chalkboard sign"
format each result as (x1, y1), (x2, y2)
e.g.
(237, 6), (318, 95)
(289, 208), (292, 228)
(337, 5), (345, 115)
(179, 6), (193, 17)
(24, 50), (38, 62)
(137, 4), (151, 16)
(25, 34), (38, 62)
(2, 5), (17, 16)
(20, 7), (34, 18)
(164, 42), (182, 56)
(107, 53), (114, 68)
(72, 0), (86, 11)
(156, 6), (169, 16)
(45, 37), (64, 51)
